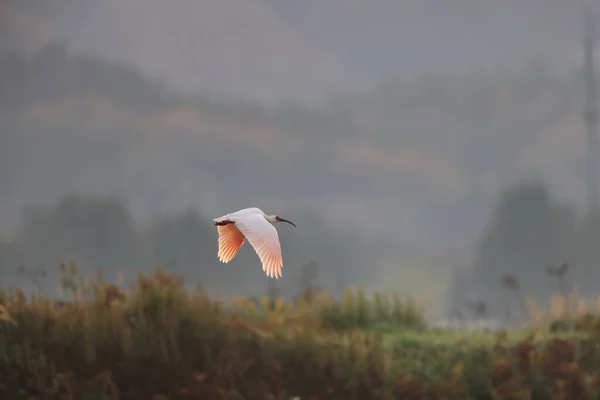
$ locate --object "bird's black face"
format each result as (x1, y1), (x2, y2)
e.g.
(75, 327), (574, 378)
(276, 216), (296, 227)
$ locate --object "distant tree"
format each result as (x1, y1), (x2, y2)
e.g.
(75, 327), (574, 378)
(477, 180), (574, 290)
(572, 210), (600, 286)
(149, 208), (213, 273)
(16, 194), (137, 272)
(265, 278), (280, 310)
(545, 262), (569, 297)
(294, 261), (319, 304)
(448, 180), (576, 316)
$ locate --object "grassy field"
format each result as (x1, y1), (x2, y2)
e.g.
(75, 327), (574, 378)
(384, 328), (588, 347)
(1, 264), (600, 399)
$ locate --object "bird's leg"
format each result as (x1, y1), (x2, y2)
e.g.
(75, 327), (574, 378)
(215, 220), (234, 226)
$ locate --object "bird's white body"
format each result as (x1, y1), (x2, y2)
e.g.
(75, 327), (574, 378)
(213, 207), (295, 279)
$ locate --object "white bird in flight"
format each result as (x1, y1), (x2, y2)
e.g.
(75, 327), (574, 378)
(213, 207), (296, 278)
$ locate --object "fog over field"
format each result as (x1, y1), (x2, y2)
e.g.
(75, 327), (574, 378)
(2, 0), (600, 322)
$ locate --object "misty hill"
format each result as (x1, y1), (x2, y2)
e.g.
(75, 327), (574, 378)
(5, 0), (600, 101)
(2, 43), (591, 246)
(3, 0), (357, 103)
(1, 43), (598, 319)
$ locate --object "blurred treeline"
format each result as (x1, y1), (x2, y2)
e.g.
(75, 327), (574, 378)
(0, 193), (372, 299)
(2, 42), (600, 318)
(0, 42), (584, 245)
(449, 180), (600, 319)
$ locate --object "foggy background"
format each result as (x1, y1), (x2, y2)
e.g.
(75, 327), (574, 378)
(2, 0), (600, 322)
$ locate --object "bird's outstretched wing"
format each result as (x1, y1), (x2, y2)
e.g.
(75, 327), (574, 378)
(234, 214), (284, 278)
(216, 224), (245, 263)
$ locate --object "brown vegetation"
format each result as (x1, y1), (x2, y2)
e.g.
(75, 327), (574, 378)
(0, 265), (599, 399)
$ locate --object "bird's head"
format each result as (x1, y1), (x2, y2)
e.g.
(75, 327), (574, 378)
(266, 214), (296, 227)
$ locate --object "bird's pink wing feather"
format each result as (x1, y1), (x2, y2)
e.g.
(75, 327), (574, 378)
(216, 224), (245, 263)
(234, 215), (284, 278)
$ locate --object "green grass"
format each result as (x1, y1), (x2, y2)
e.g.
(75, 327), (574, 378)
(383, 327), (589, 348)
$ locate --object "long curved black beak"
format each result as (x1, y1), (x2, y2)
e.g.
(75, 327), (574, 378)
(279, 218), (296, 227)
